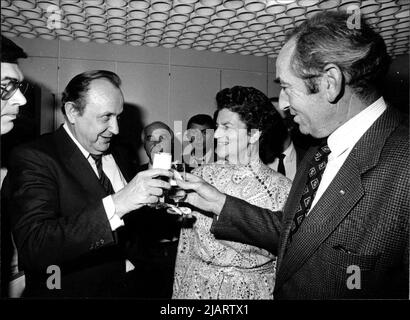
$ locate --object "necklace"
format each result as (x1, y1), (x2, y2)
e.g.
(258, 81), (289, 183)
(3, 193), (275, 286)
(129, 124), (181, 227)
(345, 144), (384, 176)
(246, 162), (275, 199)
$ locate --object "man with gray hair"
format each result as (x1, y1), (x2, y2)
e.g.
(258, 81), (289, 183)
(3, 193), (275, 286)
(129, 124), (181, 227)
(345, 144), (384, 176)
(177, 11), (409, 299)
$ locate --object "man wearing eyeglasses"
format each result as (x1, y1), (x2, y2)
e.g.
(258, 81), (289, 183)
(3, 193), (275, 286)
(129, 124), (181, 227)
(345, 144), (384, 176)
(1, 36), (28, 298)
(1, 36), (28, 136)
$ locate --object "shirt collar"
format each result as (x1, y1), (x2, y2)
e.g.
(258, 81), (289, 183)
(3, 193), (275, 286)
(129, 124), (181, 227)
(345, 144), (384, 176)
(282, 141), (296, 161)
(327, 96), (387, 158)
(63, 122), (90, 159)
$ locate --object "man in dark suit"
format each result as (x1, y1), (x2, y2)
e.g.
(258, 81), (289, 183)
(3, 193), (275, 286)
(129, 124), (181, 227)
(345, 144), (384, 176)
(6, 70), (171, 297)
(176, 12), (408, 299)
(131, 121), (181, 298)
(1, 36), (28, 297)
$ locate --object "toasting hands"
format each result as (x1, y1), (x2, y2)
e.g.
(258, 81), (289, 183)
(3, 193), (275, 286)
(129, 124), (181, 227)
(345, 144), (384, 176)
(112, 169), (172, 218)
(175, 172), (226, 216)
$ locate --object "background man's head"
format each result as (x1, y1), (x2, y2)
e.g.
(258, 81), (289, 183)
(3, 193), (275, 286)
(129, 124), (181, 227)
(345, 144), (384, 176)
(1, 36), (28, 135)
(142, 121), (174, 164)
(187, 114), (215, 157)
(270, 97), (295, 134)
(276, 11), (389, 138)
(62, 70), (123, 155)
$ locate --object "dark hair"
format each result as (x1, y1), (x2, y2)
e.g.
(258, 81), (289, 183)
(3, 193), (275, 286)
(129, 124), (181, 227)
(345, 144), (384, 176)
(287, 11), (390, 103)
(1, 36), (27, 63)
(61, 70), (121, 116)
(187, 114), (215, 129)
(216, 86), (287, 160)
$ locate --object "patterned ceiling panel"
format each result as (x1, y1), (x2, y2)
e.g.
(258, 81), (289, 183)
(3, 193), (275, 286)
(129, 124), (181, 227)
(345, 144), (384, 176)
(1, 0), (409, 58)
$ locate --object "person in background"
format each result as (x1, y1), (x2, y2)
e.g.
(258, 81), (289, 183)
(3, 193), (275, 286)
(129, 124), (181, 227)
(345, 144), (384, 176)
(184, 114), (215, 172)
(140, 121), (174, 171)
(173, 86), (291, 299)
(264, 97), (307, 181)
(6, 70), (171, 297)
(129, 121), (182, 298)
(0, 35), (28, 298)
(1, 36), (28, 137)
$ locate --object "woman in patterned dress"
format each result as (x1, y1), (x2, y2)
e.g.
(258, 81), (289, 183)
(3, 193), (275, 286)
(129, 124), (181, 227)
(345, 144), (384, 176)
(172, 86), (292, 299)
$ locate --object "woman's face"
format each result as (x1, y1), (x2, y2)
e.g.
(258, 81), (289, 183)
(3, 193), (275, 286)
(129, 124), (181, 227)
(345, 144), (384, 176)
(214, 108), (251, 164)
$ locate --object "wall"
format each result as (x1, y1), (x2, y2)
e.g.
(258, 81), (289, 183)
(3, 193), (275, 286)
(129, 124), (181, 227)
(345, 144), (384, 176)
(11, 37), (280, 163)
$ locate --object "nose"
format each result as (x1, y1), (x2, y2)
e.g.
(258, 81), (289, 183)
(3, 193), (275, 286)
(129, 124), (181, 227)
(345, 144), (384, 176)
(109, 117), (119, 135)
(10, 88), (27, 107)
(214, 126), (223, 139)
(279, 89), (290, 112)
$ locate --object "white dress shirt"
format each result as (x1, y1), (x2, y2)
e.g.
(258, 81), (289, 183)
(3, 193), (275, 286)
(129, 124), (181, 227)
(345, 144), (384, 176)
(268, 141), (297, 181)
(308, 97), (387, 214)
(63, 123), (126, 230)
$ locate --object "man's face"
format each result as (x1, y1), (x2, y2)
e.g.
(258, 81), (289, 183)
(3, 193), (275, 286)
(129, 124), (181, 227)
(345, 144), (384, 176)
(70, 79), (123, 155)
(276, 38), (335, 138)
(1, 63), (27, 135)
(143, 125), (173, 163)
(187, 123), (214, 155)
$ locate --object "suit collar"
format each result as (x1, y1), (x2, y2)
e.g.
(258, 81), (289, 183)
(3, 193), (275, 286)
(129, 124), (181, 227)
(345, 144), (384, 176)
(53, 126), (133, 197)
(275, 107), (402, 290)
(53, 126), (108, 199)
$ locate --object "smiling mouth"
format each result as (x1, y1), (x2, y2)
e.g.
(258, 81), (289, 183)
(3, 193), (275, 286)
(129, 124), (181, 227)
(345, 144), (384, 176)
(100, 136), (112, 142)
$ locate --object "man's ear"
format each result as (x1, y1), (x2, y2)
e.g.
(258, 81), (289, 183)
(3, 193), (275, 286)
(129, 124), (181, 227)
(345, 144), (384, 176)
(322, 63), (343, 103)
(64, 102), (79, 124)
(249, 129), (261, 144)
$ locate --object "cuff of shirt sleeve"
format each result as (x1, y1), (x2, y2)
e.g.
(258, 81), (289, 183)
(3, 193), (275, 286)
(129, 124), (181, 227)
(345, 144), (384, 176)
(102, 196), (124, 231)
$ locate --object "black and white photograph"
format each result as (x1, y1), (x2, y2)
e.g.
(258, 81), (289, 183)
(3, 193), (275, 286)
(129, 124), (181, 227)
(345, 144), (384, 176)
(0, 0), (409, 316)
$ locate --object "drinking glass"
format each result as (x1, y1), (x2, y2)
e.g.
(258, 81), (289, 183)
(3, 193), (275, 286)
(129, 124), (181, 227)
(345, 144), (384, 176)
(167, 161), (186, 206)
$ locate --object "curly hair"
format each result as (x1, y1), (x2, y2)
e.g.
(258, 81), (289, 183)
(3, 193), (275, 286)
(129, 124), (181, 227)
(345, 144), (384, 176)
(216, 86), (287, 160)
(287, 11), (390, 103)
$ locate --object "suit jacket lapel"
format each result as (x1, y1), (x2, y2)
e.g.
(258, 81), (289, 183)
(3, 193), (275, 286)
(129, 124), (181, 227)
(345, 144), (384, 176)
(275, 108), (402, 290)
(275, 147), (316, 267)
(54, 126), (107, 200)
(276, 152), (364, 288)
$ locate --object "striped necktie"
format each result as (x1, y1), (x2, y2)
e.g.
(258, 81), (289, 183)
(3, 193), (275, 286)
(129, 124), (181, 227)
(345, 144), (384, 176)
(90, 154), (115, 195)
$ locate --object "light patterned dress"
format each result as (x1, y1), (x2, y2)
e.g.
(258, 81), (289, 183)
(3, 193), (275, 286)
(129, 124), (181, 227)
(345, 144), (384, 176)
(172, 160), (291, 299)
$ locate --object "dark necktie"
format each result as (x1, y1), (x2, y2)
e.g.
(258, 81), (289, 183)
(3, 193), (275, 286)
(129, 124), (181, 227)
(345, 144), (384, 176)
(277, 153), (286, 176)
(289, 142), (331, 241)
(90, 154), (114, 195)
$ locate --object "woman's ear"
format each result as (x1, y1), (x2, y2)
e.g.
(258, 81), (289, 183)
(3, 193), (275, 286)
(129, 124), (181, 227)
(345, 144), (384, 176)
(322, 63), (343, 103)
(64, 102), (79, 124)
(249, 129), (261, 144)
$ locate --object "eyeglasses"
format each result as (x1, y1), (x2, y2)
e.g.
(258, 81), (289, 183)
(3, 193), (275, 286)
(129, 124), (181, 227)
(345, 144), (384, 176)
(1, 79), (28, 100)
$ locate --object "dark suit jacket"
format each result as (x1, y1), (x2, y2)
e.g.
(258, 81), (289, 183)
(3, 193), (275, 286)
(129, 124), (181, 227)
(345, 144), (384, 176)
(6, 126), (139, 297)
(211, 107), (409, 299)
(294, 144), (307, 167)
